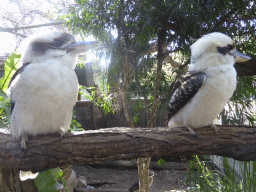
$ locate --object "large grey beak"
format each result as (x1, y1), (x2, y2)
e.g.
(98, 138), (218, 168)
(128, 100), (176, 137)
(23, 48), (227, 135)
(64, 41), (99, 54)
(231, 51), (251, 63)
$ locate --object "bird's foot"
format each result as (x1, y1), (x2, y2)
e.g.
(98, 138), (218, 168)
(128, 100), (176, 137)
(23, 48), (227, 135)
(186, 126), (199, 138)
(210, 124), (220, 134)
(60, 130), (72, 139)
(21, 135), (28, 151)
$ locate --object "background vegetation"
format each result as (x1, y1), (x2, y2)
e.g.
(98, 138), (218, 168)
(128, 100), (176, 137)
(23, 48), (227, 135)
(61, 0), (256, 127)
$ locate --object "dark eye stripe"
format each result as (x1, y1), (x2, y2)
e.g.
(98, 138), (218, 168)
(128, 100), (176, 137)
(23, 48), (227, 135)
(217, 43), (235, 55)
(217, 46), (228, 55)
(227, 44), (232, 51)
(31, 33), (76, 54)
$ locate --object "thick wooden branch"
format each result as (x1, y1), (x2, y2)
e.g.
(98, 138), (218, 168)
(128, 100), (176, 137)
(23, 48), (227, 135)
(0, 125), (256, 173)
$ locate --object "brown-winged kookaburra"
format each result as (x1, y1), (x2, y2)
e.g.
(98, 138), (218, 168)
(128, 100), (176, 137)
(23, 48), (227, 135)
(167, 32), (251, 135)
(8, 31), (98, 149)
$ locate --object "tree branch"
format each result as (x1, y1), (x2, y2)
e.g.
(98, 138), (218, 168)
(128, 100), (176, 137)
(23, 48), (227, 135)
(3, 22), (64, 31)
(0, 26), (27, 38)
(1, 125), (256, 173)
(0, 22), (64, 38)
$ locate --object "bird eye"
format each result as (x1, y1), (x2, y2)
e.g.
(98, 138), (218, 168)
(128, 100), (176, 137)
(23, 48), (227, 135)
(226, 44), (232, 52)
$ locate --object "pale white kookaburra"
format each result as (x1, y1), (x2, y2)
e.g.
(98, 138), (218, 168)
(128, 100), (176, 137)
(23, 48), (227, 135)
(167, 32), (251, 135)
(8, 31), (98, 149)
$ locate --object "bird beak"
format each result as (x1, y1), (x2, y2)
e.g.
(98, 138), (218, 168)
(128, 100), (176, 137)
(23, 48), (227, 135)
(231, 51), (251, 63)
(64, 41), (99, 54)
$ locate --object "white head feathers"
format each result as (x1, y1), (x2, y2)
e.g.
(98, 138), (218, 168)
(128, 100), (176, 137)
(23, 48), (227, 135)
(189, 32), (236, 71)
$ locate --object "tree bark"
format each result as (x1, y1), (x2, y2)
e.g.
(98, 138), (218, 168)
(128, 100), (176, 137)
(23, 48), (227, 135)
(0, 125), (256, 173)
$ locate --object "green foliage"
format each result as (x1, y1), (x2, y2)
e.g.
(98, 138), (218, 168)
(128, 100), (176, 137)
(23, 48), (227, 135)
(0, 86), (10, 127)
(80, 84), (113, 114)
(157, 158), (167, 166)
(70, 109), (83, 131)
(35, 168), (67, 192)
(129, 55), (170, 98)
(185, 155), (256, 192)
(0, 52), (21, 127)
(0, 91), (10, 128)
(64, 0), (256, 50)
(0, 52), (21, 93)
(70, 118), (82, 131)
(133, 100), (143, 123)
(241, 161), (256, 191)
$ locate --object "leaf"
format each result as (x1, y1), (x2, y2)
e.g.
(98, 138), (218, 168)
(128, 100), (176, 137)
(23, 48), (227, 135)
(0, 89), (11, 127)
(0, 98), (10, 117)
(35, 168), (63, 192)
(157, 158), (166, 166)
(0, 53), (21, 127)
(51, 167), (63, 179)
(35, 170), (57, 192)
(0, 52), (21, 93)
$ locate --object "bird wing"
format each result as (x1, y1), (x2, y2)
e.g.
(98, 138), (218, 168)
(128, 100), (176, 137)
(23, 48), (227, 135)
(167, 71), (206, 122)
(8, 63), (30, 89)
(8, 63), (31, 113)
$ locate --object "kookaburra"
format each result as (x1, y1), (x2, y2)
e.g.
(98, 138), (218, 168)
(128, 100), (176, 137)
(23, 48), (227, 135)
(8, 31), (98, 149)
(167, 32), (251, 135)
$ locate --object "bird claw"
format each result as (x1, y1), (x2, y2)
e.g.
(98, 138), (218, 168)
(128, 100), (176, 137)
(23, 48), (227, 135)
(210, 124), (220, 134)
(186, 126), (199, 138)
(61, 131), (73, 139)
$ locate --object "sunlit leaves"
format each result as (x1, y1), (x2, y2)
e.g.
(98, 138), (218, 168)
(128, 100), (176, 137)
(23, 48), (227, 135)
(35, 168), (66, 192)
(0, 52), (21, 93)
(157, 158), (167, 166)
(80, 84), (114, 114)
(0, 52), (20, 127)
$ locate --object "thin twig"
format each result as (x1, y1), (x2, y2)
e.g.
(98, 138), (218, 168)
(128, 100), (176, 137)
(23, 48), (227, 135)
(0, 26), (27, 37)
(3, 22), (64, 31)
